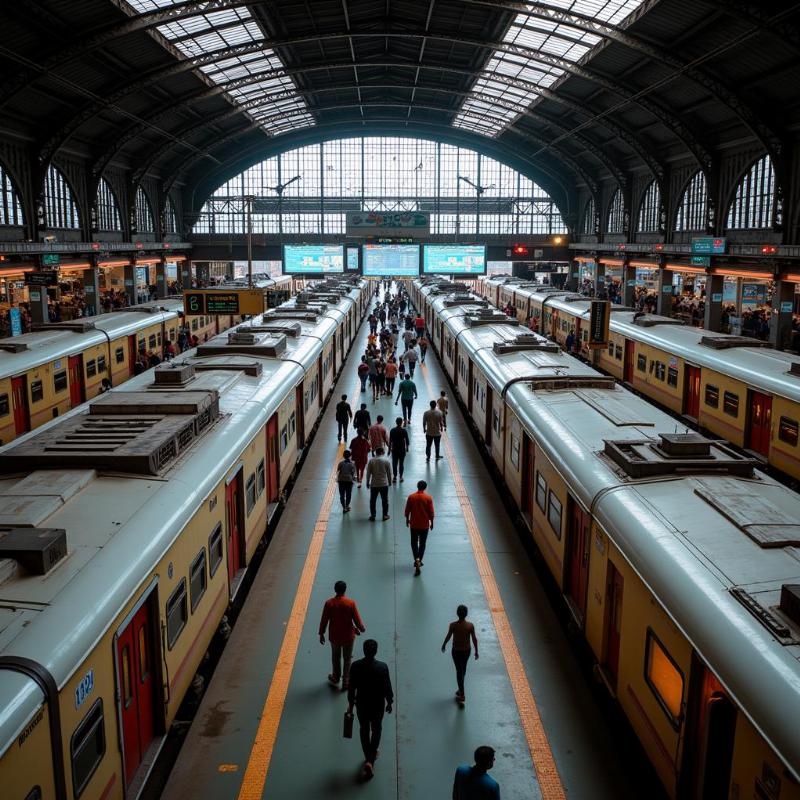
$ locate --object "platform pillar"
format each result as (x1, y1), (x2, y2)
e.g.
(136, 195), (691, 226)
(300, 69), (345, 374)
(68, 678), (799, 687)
(656, 268), (674, 317)
(703, 273), (724, 332)
(594, 261), (606, 297)
(622, 263), (636, 307)
(123, 264), (137, 307)
(83, 266), (101, 317)
(179, 260), (192, 291)
(770, 279), (795, 350)
(155, 259), (167, 299)
(566, 262), (579, 292)
(28, 282), (50, 325)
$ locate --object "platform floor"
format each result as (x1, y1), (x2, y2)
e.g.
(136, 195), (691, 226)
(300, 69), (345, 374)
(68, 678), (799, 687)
(162, 304), (650, 800)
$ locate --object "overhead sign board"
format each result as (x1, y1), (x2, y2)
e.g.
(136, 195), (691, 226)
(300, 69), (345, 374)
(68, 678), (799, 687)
(691, 237), (726, 254)
(41, 253), (60, 266)
(25, 270), (59, 286)
(588, 300), (611, 348)
(184, 289), (264, 316)
(690, 256), (711, 267)
(346, 211), (430, 237)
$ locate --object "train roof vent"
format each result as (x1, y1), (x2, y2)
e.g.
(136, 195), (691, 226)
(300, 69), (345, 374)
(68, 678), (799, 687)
(780, 585), (800, 628)
(31, 320), (96, 333)
(788, 362), (800, 378)
(0, 390), (219, 476)
(196, 331), (287, 358)
(465, 311), (519, 327)
(604, 433), (755, 479)
(700, 335), (772, 350)
(530, 375), (616, 391)
(0, 528), (67, 575)
(560, 294), (590, 303)
(443, 296), (486, 308)
(152, 363), (196, 387)
(493, 334), (559, 354)
(631, 314), (684, 328)
(0, 341), (28, 353)
(264, 309), (319, 322)
(247, 321), (302, 338)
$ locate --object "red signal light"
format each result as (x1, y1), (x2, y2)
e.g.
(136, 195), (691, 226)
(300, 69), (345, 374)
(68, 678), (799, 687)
(512, 244), (528, 256)
(760, 245), (778, 255)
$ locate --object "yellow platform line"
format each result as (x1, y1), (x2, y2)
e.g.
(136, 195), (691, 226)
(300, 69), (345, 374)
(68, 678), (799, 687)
(420, 365), (566, 800)
(237, 373), (357, 800)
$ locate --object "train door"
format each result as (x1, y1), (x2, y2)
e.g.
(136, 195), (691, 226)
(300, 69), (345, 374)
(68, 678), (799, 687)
(684, 365), (701, 419)
(225, 471), (244, 585)
(574, 318), (582, 353)
(624, 340), (635, 383)
(115, 597), (157, 787)
(295, 386), (305, 448)
(603, 562), (624, 686)
(453, 341), (459, 383)
(128, 335), (138, 376)
(485, 387), (493, 446)
(214, 316), (220, 334)
(11, 376), (29, 436)
(68, 355), (85, 407)
(520, 434), (534, 527)
(746, 391), (772, 456)
(565, 498), (590, 623)
(681, 657), (737, 800)
(266, 414), (280, 503)
(318, 356), (324, 409)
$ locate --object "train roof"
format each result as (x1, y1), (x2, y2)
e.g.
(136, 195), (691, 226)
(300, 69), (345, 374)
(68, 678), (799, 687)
(0, 285), (363, 757)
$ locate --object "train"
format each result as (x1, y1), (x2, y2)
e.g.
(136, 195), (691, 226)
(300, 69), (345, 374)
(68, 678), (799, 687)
(0, 275), (368, 800)
(476, 275), (800, 487)
(0, 275), (296, 447)
(412, 276), (800, 800)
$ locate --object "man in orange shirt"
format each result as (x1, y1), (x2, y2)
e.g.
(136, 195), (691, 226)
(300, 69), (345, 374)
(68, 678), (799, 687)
(319, 581), (366, 689)
(404, 480), (435, 576)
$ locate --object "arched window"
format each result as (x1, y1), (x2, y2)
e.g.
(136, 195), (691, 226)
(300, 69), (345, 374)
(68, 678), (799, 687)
(165, 198), (179, 235)
(726, 154), (775, 230)
(675, 170), (707, 231)
(637, 181), (661, 232)
(581, 197), (596, 235)
(135, 186), (155, 233)
(44, 164), (80, 229)
(606, 189), (625, 234)
(95, 178), (122, 232)
(192, 137), (567, 236)
(0, 163), (23, 226)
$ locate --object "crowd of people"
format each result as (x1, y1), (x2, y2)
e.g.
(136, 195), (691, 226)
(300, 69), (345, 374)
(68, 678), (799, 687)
(322, 282), (499, 797)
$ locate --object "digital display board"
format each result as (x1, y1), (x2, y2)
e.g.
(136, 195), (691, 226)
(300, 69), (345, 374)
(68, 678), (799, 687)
(184, 289), (265, 316)
(347, 246), (360, 271)
(362, 244), (420, 276)
(423, 245), (487, 275)
(283, 245), (344, 274)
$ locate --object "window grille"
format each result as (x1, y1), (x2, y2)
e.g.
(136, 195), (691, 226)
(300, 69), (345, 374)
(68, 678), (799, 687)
(637, 181), (661, 232)
(0, 163), (23, 226)
(44, 164), (80, 229)
(675, 171), (707, 231)
(606, 189), (625, 234)
(135, 186), (155, 233)
(95, 178), (122, 232)
(726, 154), (775, 230)
(582, 197), (596, 235)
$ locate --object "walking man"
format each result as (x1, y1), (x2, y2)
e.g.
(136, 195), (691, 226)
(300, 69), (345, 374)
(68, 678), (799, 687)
(336, 394), (353, 443)
(353, 403), (371, 436)
(453, 747), (499, 799)
(368, 415), (389, 455)
(336, 450), (356, 512)
(423, 400), (444, 462)
(347, 639), (393, 779)
(404, 480), (435, 576)
(365, 448), (392, 520)
(441, 604), (479, 703)
(395, 373), (418, 424)
(414, 313), (425, 339)
(437, 390), (449, 431)
(318, 581), (366, 690)
(358, 357), (370, 392)
(389, 417), (410, 483)
(401, 345), (418, 377)
(418, 332), (429, 364)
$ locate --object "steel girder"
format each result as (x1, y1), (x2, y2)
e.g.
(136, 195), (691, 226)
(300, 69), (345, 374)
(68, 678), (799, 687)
(691, 0), (800, 53)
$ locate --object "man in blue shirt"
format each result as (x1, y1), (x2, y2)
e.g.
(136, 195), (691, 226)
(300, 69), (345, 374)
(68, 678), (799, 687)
(453, 746), (500, 799)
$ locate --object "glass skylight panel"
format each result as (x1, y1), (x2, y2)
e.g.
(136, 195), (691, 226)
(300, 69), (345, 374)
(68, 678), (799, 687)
(453, 0), (644, 138)
(124, 0), (313, 136)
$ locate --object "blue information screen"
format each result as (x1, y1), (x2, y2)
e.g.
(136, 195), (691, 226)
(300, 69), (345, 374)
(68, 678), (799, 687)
(362, 244), (420, 276)
(283, 245), (344, 274)
(347, 247), (359, 271)
(423, 245), (487, 275)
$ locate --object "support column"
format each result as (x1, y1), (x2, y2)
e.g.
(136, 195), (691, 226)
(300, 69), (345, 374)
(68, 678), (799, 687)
(27, 284), (50, 326)
(180, 260), (192, 291)
(594, 260), (606, 297)
(770, 279), (795, 350)
(123, 264), (137, 307)
(703, 272), (724, 332)
(622, 262), (636, 307)
(82, 265), (101, 317)
(155, 259), (167, 299)
(656, 268), (674, 317)
(195, 262), (210, 287)
(225, 261), (235, 281)
(566, 261), (579, 292)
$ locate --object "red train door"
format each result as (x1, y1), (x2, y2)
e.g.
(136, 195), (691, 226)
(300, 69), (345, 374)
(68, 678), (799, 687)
(747, 391), (772, 456)
(68, 355), (85, 406)
(295, 385), (305, 448)
(116, 599), (156, 786)
(684, 366), (701, 418)
(566, 499), (590, 623)
(604, 562), (624, 685)
(128, 335), (138, 376)
(11, 376), (29, 435)
(266, 414), (280, 503)
(623, 340), (635, 383)
(226, 472), (244, 583)
(520, 434), (534, 524)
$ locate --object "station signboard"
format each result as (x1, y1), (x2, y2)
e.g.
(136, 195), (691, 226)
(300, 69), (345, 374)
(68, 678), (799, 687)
(588, 300), (611, 348)
(691, 237), (726, 254)
(184, 289), (265, 316)
(41, 253), (60, 266)
(25, 270), (59, 286)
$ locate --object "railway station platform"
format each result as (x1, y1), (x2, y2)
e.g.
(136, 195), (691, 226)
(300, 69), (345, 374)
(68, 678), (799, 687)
(161, 304), (652, 800)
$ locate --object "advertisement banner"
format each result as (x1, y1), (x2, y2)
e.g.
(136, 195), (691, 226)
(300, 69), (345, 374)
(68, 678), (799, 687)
(346, 211), (429, 237)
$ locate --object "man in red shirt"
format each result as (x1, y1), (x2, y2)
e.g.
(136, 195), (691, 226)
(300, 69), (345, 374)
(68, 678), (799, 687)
(404, 480), (435, 576)
(414, 314), (425, 338)
(319, 581), (366, 689)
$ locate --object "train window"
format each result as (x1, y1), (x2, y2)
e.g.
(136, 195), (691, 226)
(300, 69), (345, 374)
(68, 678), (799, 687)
(705, 385), (719, 408)
(166, 579), (187, 649)
(191, 319), (198, 331)
(115, 347), (125, 364)
(97, 356), (107, 373)
(644, 629), (684, 728)
(0, 393), (8, 416)
(148, 334), (157, 349)
(778, 417), (798, 446)
(70, 698), (106, 798)
(280, 426), (289, 453)
(121, 644), (132, 708)
(208, 524), (223, 577)
(493, 410), (500, 436)
(535, 472), (547, 513)
(31, 380), (44, 403)
(637, 354), (647, 372)
(54, 371), (68, 393)
(547, 491), (562, 538)
(615, 345), (623, 360)
(667, 367), (678, 387)
(509, 434), (520, 470)
(246, 473), (257, 515)
(654, 362), (666, 381)
(256, 459), (266, 496)
(190, 549), (207, 613)
(86, 360), (97, 378)
(157, 333), (162, 346)
(288, 413), (296, 438)
(607, 342), (614, 356)
(723, 391), (739, 417)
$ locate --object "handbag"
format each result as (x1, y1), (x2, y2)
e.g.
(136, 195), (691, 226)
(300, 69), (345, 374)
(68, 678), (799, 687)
(343, 710), (354, 739)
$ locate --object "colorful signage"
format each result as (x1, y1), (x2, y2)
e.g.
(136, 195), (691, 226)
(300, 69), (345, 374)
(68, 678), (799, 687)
(423, 245), (487, 275)
(346, 211), (430, 237)
(283, 245), (344, 275)
(362, 244), (420, 276)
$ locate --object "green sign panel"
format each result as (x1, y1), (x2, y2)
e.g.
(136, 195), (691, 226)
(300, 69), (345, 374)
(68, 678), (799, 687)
(41, 253), (60, 266)
(691, 237), (726, 254)
(690, 255), (711, 267)
(205, 292), (243, 314)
